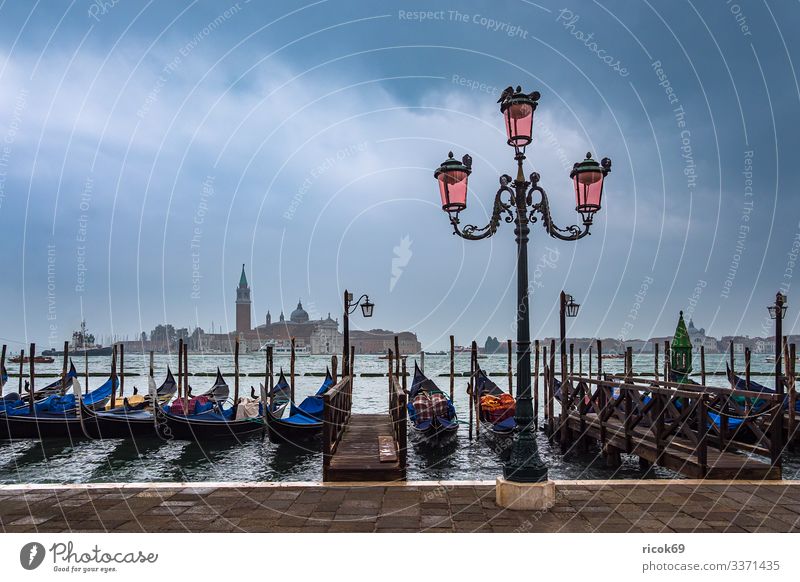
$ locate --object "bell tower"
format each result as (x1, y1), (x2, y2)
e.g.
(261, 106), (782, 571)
(236, 264), (252, 333)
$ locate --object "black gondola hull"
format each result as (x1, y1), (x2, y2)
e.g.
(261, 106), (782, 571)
(264, 413), (321, 444)
(79, 400), (157, 440)
(153, 406), (265, 443)
(0, 413), (85, 440)
(409, 421), (458, 445)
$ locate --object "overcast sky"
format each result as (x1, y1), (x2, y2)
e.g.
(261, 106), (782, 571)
(0, 0), (797, 350)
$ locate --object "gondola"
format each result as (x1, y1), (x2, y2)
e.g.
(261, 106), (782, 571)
(726, 364), (775, 395)
(407, 363), (458, 443)
(79, 369), (178, 440)
(473, 369), (516, 436)
(0, 362), (80, 414)
(265, 370), (333, 444)
(0, 373), (116, 440)
(185, 368), (230, 402)
(153, 368), (264, 442)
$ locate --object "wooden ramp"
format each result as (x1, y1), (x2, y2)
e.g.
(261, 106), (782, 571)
(322, 357), (407, 482)
(325, 414), (404, 482)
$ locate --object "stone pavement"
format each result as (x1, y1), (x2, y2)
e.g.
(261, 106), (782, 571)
(1, 480), (800, 533)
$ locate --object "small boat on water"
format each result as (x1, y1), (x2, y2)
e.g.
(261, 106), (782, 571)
(0, 372), (116, 440)
(9, 355), (54, 364)
(79, 369), (178, 440)
(265, 370), (333, 444)
(407, 363), (458, 443)
(0, 362), (81, 414)
(473, 369), (516, 437)
(153, 368), (264, 442)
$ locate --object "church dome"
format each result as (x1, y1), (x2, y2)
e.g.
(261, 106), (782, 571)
(290, 300), (309, 323)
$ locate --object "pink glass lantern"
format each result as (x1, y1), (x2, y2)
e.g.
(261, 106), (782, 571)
(499, 87), (539, 150)
(434, 152), (472, 213)
(570, 153), (611, 223)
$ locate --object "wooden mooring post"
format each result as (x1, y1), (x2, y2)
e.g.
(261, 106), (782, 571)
(745, 347), (752, 390)
(61, 341), (69, 394)
(110, 344), (118, 409)
(449, 335), (455, 401)
(700, 345), (707, 386)
(548, 338), (555, 438)
(119, 343), (125, 399)
(542, 343), (548, 428)
(18, 348), (24, 396)
(654, 342), (659, 381)
(472, 341), (479, 438)
(729, 342), (736, 386)
(533, 339), (539, 430)
(507, 339), (513, 394)
(234, 337), (240, 414)
(28, 343), (35, 415)
(596, 339), (603, 380)
(267, 345), (274, 394)
(788, 343), (797, 445)
(290, 337), (296, 401)
(177, 339), (183, 405)
(468, 341), (474, 440)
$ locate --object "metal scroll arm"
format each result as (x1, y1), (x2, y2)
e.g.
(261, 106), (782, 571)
(449, 175), (516, 240)
(346, 294), (369, 314)
(527, 172), (590, 241)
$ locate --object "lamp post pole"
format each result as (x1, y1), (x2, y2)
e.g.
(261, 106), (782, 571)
(559, 291), (568, 382)
(775, 292), (786, 395)
(507, 161), (545, 482)
(342, 290), (374, 378)
(434, 87), (611, 483)
(343, 289), (350, 378)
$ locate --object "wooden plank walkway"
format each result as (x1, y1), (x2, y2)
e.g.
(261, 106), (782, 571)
(325, 414), (404, 482)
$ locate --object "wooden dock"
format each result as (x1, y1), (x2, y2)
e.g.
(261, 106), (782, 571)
(322, 353), (407, 482)
(325, 414), (404, 481)
(546, 363), (784, 480)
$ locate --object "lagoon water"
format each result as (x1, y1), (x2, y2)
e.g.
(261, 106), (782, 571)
(1, 351), (797, 484)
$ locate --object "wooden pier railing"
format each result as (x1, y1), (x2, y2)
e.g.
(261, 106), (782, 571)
(322, 375), (353, 481)
(389, 354), (407, 474)
(552, 373), (783, 479)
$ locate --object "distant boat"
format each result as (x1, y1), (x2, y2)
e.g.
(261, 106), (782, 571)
(42, 321), (113, 356)
(259, 343), (310, 357)
(601, 353), (625, 360)
(9, 355), (54, 364)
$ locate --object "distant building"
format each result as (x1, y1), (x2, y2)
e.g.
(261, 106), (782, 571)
(686, 318), (720, 353)
(350, 329), (422, 355)
(236, 264), (252, 334)
(196, 266), (420, 354)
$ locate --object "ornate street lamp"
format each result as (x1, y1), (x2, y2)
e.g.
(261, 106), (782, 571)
(565, 294), (580, 318)
(768, 292), (788, 393)
(560, 291), (580, 383)
(434, 86), (611, 484)
(343, 290), (374, 377)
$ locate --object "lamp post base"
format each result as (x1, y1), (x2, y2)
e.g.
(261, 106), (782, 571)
(502, 429), (549, 483)
(495, 477), (555, 510)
